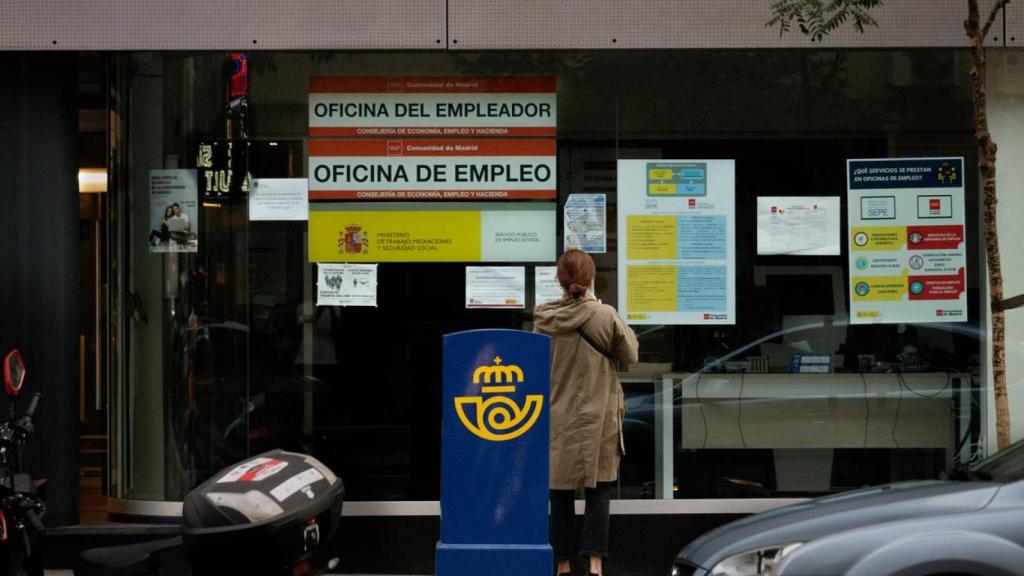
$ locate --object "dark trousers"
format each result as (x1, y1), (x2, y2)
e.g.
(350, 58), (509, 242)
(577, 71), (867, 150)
(550, 482), (614, 561)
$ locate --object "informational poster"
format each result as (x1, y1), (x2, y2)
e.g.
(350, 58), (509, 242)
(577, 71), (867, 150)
(466, 267), (526, 309)
(250, 178), (309, 221)
(534, 266), (563, 305)
(756, 197), (840, 255)
(309, 76), (556, 137)
(149, 169), (199, 253)
(847, 158), (967, 324)
(309, 203), (555, 263)
(316, 263), (378, 307)
(564, 194), (606, 253)
(308, 139), (556, 201)
(617, 160), (736, 325)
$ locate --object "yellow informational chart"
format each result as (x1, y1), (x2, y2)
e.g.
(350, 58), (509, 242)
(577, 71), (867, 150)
(617, 160), (736, 325)
(626, 266), (677, 313)
(626, 216), (677, 260)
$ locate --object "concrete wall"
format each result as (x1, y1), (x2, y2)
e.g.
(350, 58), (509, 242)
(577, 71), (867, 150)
(986, 49), (1024, 451)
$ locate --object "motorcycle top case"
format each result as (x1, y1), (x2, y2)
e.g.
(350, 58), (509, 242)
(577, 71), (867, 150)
(182, 449), (344, 576)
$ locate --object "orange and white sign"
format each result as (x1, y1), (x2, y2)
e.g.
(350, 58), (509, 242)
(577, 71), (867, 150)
(308, 139), (556, 201)
(309, 76), (556, 137)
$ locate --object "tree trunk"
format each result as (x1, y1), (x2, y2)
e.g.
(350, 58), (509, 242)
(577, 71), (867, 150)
(966, 0), (1010, 449)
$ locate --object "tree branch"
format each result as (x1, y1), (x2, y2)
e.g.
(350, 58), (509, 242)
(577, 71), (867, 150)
(993, 293), (1024, 312)
(982, 0), (1011, 40)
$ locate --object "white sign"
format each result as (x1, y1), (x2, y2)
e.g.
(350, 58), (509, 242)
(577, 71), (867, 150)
(466, 266), (526, 309)
(480, 208), (557, 262)
(317, 263), (378, 307)
(250, 179), (309, 221)
(149, 169), (199, 253)
(564, 194), (607, 253)
(617, 160), (736, 325)
(756, 196), (840, 256)
(217, 458), (287, 483)
(847, 158), (967, 324)
(308, 139), (556, 201)
(270, 469), (325, 502)
(308, 76), (556, 137)
(534, 266), (563, 305)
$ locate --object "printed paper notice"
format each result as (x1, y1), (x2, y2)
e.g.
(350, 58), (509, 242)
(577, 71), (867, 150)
(466, 267), (525, 309)
(534, 266), (563, 305)
(757, 197), (840, 255)
(847, 158), (967, 324)
(617, 160), (736, 325)
(317, 263), (378, 307)
(149, 170), (199, 253)
(564, 194), (606, 253)
(250, 179), (309, 221)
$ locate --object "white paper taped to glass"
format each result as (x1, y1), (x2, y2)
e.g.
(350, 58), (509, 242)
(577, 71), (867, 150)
(757, 196), (840, 256)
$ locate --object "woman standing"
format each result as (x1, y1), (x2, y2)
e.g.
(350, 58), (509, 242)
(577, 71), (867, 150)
(533, 249), (639, 576)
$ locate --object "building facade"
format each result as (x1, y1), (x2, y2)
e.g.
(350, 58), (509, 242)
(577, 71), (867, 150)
(2, 2), (1024, 573)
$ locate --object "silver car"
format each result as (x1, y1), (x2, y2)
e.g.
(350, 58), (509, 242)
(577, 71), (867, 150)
(672, 439), (1024, 576)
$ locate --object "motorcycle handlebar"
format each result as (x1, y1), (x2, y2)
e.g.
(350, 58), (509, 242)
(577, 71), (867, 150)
(24, 393), (41, 420)
(25, 508), (45, 535)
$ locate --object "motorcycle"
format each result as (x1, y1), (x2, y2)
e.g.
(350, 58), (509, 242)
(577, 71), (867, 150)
(0, 349), (46, 576)
(75, 449), (345, 576)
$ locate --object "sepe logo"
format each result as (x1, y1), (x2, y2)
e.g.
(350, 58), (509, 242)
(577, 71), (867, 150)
(454, 356), (543, 442)
(929, 198), (941, 211)
(704, 313), (728, 321)
(386, 77), (404, 92)
(386, 140), (403, 156)
(339, 224), (369, 254)
(688, 198), (697, 208)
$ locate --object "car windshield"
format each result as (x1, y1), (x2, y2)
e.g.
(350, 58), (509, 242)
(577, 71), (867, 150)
(968, 439), (1024, 482)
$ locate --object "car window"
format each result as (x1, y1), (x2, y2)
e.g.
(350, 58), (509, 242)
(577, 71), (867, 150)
(971, 439), (1024, 482)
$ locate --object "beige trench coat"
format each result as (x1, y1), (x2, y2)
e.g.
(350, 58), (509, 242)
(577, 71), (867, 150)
(533, 295), (639, 490)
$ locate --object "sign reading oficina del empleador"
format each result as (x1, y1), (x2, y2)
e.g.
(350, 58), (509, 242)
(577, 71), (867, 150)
(308, 76), (556, 137)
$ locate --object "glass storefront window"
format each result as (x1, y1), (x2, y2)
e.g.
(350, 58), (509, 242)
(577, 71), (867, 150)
(111, 49), (984, 503)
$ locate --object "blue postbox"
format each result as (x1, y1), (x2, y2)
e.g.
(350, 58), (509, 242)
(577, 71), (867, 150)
(437, 329), (552, 575)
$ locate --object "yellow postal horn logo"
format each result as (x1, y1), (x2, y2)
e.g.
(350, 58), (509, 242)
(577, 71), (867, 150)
(455, 356), (543, 442)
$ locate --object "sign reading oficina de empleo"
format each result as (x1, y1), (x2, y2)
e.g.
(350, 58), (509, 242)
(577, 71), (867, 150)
(306, 76), (557, 264)
(846, 158), (967, 324)
(307, 138), (556, 201)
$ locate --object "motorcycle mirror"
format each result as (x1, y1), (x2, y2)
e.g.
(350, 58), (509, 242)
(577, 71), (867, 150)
(4, 349), (26, 397)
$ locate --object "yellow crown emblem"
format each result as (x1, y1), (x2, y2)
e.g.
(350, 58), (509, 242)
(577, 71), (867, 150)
(455, 356), (543, 442)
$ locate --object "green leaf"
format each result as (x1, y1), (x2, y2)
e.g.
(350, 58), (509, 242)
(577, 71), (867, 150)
(766, 0), (882, 40)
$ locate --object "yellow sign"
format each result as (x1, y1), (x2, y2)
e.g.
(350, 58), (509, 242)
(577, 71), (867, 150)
(626, 215), (677, 260)
(648, 184), (677, 195)
(850, 226), (907, 251)
(454, 356), (543, 442)
(627, 265), (678, 312)
(309, 210), (481, 262)
(851, 270), (909, 302)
